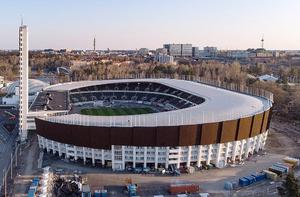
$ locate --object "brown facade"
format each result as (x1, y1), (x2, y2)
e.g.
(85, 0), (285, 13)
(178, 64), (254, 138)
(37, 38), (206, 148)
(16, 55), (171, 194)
(220, 120), (238, 143)
(35, 109), (272, 150)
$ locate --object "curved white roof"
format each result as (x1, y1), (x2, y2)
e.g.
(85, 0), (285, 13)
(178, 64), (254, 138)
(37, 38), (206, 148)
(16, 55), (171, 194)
(45, 78), (272, 126)
(6, 79), (49, 95)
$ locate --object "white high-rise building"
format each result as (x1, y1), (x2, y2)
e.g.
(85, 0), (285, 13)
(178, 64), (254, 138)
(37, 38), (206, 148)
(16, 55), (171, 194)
(154, 54), (174, 64)
(19, 24), (29, 141)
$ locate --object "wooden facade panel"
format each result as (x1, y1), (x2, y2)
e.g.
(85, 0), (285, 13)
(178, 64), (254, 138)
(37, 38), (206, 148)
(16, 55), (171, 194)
(156, 126), (179, 146)
(89, 126), (111, 149)
(35, 108), (271, 149)
(237, 117), (253, 140)
(179, 125), (198, 146)
(133, 127), (156, 146)
(201, 123), (219, 145)
(220, 120), (238, 143)
(261, 110), (270, 133)
(71, 125), (89, 147)
(251, 113), (264, 137)
(111, 127), (132, 145)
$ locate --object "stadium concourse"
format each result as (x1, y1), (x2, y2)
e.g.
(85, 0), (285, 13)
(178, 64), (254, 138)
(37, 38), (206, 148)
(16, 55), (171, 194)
(27, 78), (273, 171)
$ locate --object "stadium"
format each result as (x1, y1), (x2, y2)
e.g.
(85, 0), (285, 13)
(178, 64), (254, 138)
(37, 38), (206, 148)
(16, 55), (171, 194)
(29, 77), (273, 171)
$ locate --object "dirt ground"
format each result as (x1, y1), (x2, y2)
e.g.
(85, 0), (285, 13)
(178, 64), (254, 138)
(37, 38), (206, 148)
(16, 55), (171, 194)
(266, 115), (300, 157)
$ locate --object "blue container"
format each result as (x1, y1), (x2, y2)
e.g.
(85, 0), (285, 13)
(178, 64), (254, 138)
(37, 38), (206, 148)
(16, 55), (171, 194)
(231, 181), (238, 189)
(33, 177), (39, 182)
(29, 186), (37, 193)
(31, 181), (38, 187)
(239, 178), (249, 187)
(27, 189), (35, 197)
(101, 190), (108, 197)
(94, 191), (101, 197)
(127, 184), (137, 197)
(244, 176), (255, 184)
(81, 192), (91, 197)
(251, 172), (266, 182)
(224, 181), (233, 190)
(250, 175), (257, 182)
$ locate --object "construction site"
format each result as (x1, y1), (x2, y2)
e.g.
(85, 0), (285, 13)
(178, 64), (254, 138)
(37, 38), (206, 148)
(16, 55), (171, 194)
(0, 116), (296, 197)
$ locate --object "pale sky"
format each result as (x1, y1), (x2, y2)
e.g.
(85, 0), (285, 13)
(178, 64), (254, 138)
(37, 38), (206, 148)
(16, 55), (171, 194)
(0, 0), (300, 50)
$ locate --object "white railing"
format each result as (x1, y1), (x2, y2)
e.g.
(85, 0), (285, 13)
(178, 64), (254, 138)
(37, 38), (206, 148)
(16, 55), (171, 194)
(44, 104), (270, 127)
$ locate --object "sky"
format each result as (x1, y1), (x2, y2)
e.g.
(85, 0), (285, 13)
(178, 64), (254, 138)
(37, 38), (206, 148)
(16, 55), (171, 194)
(0, 0), (300, 50)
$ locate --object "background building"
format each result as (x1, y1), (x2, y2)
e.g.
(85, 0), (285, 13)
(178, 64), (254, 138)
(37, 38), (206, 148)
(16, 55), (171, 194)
(203, 46), (218, 57)
(227, 50), (250, 59)
(154, 54), (174, 64)
(163, 44), (192, 57)
(155, 48), (168, 55)
(181, 44), (192, 57)
(192, 47), (199, 57)
(138, 48), (149, 56)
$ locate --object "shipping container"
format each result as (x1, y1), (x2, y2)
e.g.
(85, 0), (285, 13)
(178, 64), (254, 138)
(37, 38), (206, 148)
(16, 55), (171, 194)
(239, 178), (249, 187)
(269, 166), (285, 176)
(251, 172), (266, 182)
(276, 162), (293, 171)
(231, 181), (238, 189)
(29, 186), (37, 193)
(250, 175), (258, 182)
(81, 192), (91, 197)
(282, 162), (294, 170)
(244, 176), (255, 184)
(224, 181), (233, 190)
(263, 170), (278, 181)
(169, 184), (199, 194)
(100, 190), (108, 197)
(94, 190), (101, 197)
(273, 164), (288, 173)
(283, 157), (299, 166)
(127, 184), (137, 197)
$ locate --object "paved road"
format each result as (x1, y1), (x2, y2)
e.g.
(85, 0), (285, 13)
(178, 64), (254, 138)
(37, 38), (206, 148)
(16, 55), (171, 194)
(0, 109), (18, 191)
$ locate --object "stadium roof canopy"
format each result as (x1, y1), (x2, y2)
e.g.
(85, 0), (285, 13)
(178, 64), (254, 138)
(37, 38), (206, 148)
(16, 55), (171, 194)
(43, 78), (272, 126)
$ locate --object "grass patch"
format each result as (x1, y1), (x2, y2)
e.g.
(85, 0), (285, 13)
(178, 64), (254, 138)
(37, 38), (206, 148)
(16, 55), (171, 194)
(80, 107), (155, 116)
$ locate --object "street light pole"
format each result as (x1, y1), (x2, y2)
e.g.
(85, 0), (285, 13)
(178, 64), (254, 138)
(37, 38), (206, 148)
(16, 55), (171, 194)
(4, 169), (7, 197)
(10, 152), (13, 179)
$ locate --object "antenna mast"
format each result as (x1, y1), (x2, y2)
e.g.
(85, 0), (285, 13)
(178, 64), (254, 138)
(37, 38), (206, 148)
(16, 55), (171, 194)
(261, 35), (264, 49)
(93, 37), (96, 51)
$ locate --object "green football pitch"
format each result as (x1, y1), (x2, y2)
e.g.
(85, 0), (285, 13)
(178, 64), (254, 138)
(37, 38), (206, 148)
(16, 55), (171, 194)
(80, 107), (155, 116)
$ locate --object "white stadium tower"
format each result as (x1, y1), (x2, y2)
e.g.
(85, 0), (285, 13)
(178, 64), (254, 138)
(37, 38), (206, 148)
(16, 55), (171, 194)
(19, 24), (29, 141)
